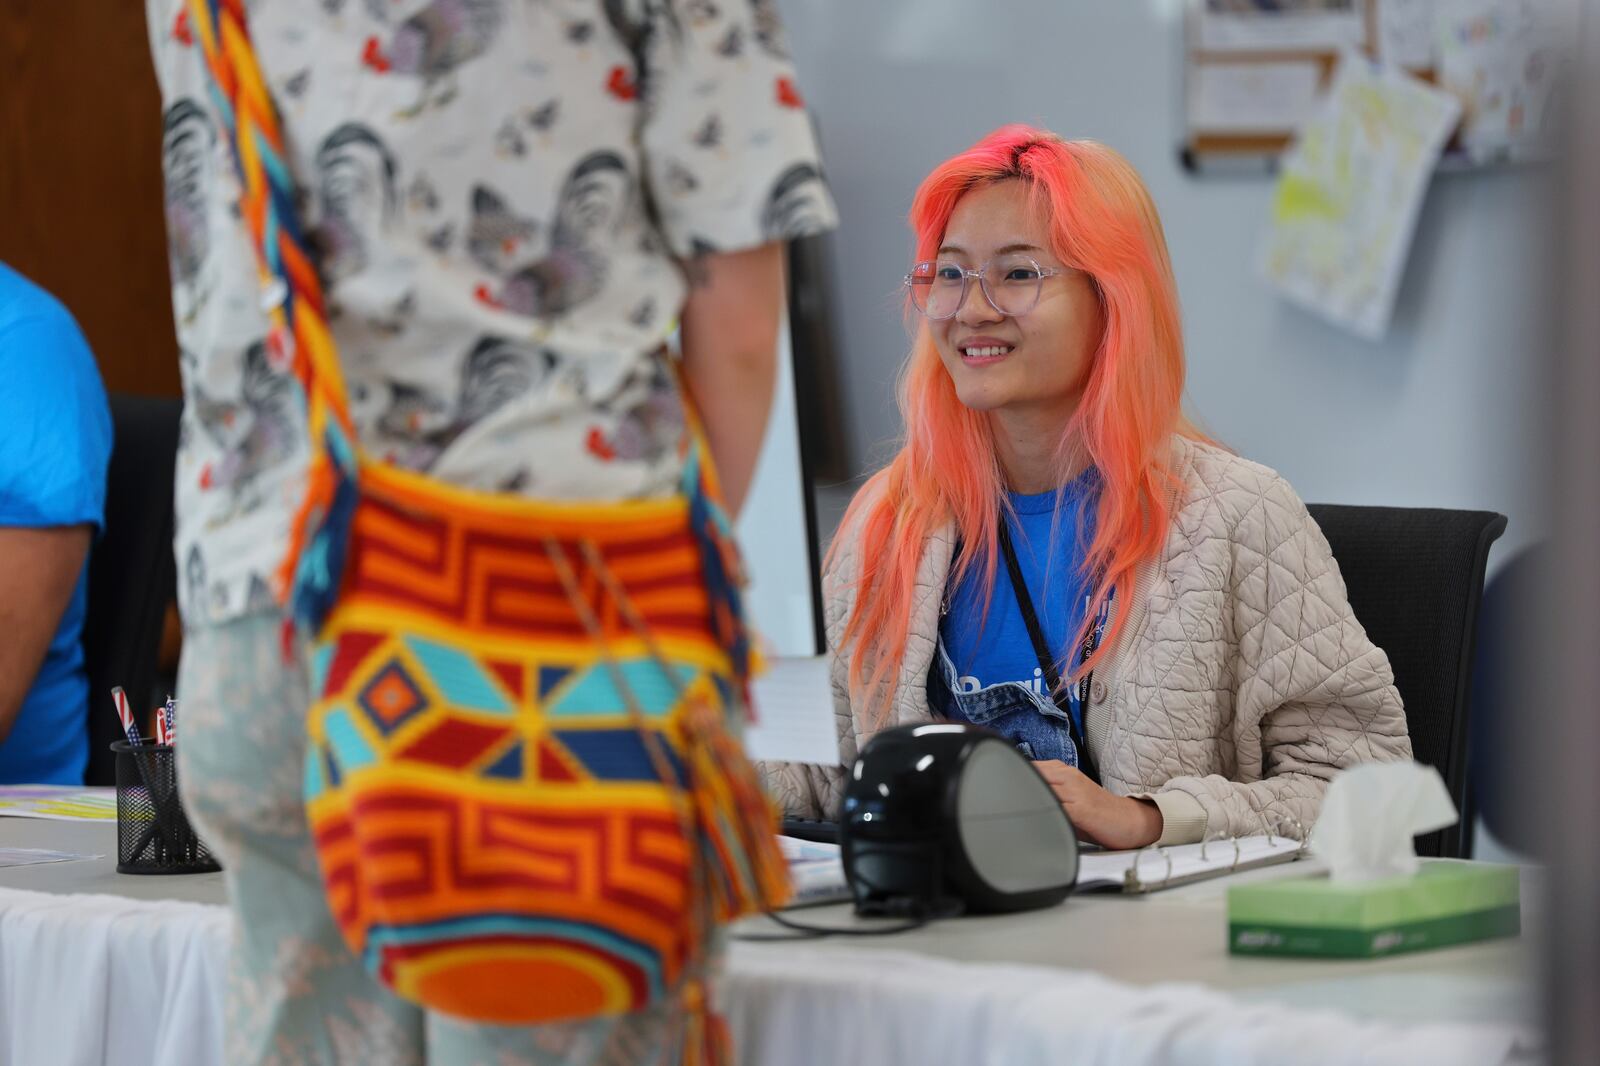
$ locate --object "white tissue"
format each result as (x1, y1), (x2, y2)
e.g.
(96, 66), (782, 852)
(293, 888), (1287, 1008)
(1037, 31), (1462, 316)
(1309, 762), (1458, 884)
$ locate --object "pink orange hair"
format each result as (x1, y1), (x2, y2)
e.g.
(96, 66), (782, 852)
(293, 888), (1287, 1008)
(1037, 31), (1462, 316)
(829, 125), (1203, 718)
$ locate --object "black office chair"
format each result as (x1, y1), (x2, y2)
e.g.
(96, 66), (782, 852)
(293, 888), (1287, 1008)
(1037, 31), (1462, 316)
(81, 394), (182, 786)
(1306, 504), (1507, 859)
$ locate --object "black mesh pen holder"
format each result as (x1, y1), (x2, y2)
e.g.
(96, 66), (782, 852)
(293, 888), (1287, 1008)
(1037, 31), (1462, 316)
(111, 741), (221, 874)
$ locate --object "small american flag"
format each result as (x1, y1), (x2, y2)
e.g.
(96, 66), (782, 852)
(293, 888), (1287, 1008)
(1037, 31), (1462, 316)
(111, 687), (142, 746)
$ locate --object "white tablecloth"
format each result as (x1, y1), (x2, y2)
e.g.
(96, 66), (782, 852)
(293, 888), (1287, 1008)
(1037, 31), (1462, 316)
(0, 889), (227, 1066)
(0, 885), (1534, 1066)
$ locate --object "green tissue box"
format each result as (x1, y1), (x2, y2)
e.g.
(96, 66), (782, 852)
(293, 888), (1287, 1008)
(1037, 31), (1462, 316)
(1227, 861), (1521, 959)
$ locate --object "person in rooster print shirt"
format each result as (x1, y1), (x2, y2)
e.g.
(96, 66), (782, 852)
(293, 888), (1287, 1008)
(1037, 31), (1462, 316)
(145, 1), (836, 1062)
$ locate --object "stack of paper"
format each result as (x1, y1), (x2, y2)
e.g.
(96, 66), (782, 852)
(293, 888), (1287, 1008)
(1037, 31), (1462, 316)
(0, 787), (117, 822)
(1076, 834), (1306, 893)
(777, 836), (851, 907)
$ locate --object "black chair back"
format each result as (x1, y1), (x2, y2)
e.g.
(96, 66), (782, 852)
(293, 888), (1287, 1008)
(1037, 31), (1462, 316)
(82, 394), (181, 785)
(1306, 504), (1506, 859)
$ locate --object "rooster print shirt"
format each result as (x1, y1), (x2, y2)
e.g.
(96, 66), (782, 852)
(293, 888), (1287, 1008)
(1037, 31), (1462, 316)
(145, 0), (838, 625)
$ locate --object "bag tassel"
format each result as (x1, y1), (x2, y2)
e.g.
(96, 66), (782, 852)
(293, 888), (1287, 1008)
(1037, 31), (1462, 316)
(673, 975), (733, 1066)
(683, 699), (792, 918)
(683, 446), (754, 690)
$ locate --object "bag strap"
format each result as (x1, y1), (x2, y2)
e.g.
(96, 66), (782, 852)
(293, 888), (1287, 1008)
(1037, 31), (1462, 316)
(995, 518), (1100, 783)
(186, 0), (359, 630)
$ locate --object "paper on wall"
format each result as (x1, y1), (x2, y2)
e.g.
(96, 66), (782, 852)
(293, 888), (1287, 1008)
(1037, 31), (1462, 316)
(1188, 61), (1325, 134)
(745, 656), (840, 766)
(1258, 53), (1461, 340)
(1196, 1), (1365, 53)
(1374, 0), (1438, 69)
(1435, 0), (1571, 162)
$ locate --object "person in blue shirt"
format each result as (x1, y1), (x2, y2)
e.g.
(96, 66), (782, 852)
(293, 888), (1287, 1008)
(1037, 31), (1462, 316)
(933, 466), (1105, 766)
(771, 128), (1411, 854)
(0, 262), (113, 785)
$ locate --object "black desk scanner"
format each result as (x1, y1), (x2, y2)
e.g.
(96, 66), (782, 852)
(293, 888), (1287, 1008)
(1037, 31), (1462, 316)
(841, 723), (1080, 917)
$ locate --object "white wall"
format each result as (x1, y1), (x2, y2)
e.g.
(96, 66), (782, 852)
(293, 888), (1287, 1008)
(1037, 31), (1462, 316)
(779, 0), (1550, 562)
(735, 312), (820, 657)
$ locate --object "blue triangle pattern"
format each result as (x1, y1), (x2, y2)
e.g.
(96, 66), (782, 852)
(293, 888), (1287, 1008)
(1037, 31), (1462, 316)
(547, 660), (699, 719)
(548, 729), (691, 785)
(538, 665), (574, 700)
(551, 729), (654, 781)
(482, 741), (524, 781)
(402, 635), (513, 716)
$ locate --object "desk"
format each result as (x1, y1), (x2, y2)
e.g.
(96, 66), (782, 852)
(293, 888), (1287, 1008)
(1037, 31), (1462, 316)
(0, 817), (1542, 1066)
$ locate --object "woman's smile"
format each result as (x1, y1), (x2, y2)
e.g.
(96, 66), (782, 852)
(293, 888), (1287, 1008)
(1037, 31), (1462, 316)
(957, 333), (1016, 365)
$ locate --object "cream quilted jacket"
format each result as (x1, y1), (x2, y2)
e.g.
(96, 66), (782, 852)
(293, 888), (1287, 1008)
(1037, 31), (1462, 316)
(765, 436), (1414, 845)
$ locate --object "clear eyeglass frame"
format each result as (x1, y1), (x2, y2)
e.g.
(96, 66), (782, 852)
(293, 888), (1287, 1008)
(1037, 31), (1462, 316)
(903, 254), (1066, 320)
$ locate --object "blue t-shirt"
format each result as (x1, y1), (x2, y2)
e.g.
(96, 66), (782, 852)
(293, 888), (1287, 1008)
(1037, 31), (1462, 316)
(0, 263), (112, 785)
(940, 470), (1099, 734)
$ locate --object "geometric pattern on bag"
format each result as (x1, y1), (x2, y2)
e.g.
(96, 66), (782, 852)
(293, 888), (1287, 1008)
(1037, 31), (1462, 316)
(302, 465), (788, 1027)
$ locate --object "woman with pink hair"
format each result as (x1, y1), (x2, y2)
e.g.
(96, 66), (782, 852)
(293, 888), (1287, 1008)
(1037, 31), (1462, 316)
(768, 126), (1414, 849)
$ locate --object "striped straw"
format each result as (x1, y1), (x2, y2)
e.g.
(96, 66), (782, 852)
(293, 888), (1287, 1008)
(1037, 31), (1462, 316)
(111, 687), (142, 746)
(162, 696), (177, 747)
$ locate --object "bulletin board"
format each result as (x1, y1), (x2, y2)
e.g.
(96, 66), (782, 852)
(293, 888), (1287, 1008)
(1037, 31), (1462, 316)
(1180, 0), (1568, 173)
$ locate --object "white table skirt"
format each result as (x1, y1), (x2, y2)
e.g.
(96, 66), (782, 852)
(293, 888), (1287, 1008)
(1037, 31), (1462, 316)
(0, 888), (228, 1066)
(0, 886), (1532, 1066)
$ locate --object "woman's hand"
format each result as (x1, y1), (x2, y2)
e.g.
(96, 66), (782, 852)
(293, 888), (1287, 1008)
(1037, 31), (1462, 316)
(1032, 761), (1164, 850)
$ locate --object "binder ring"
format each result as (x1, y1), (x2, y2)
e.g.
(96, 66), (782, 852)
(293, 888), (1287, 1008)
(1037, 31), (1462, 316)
(1252, 802), (1288, 846)
(1129, 845), (1173, 890)
(1261, 812), (1307, 850)
(1277, 814), (1308, 853)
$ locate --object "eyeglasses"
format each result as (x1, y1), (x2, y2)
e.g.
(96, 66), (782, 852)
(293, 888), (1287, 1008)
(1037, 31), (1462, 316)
(904, 254), (1066, 320)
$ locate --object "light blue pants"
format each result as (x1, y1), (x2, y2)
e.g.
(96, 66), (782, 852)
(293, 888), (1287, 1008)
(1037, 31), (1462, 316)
(176, 612), (687, 1065)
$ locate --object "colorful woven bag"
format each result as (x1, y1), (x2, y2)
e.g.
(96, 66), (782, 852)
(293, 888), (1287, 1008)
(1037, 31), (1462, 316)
(185, 0), (790, 1045)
